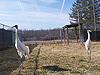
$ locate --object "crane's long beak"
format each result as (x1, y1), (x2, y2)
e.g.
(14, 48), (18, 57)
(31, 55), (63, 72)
(89, 30), (92, 32)
(11, 26), (14, 28)
(87, 30), (92, 32)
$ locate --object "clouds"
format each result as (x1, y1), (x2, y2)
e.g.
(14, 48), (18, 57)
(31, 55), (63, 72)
(0, 11), (68, 24)
(0, 0), (74, 30)
(0, 10), (69, 29)
(40, 0), (58, 4)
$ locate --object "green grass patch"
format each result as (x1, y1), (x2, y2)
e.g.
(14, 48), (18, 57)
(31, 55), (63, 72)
(78, 59), (87, 62)
(71, 70), (81, 74)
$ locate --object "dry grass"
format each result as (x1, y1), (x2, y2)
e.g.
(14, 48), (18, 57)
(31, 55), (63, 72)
(0, 44), (37, 75)
(0, 46), (20, 75)
(1, 40), (100, 75)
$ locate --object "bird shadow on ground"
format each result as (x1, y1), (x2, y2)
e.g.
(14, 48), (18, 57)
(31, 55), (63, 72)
(43, 65), (71, 71)
(34, 44), (43, 75)
(27, 43), (38, 53)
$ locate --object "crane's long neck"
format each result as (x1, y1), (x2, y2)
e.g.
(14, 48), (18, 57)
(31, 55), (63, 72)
(15, 28), (18, 45)
(15, 28), (21, 44)
(87, 32), (90, 40)
(15, 28), (20, 47)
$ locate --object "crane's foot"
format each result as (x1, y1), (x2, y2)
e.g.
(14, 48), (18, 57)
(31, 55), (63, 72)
(19, 67), (21, 73)
(19, 70), (20, 73)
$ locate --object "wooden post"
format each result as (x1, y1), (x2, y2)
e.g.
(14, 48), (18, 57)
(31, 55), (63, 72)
(81, 25), (83, 45)
(66, 28), (69, 45)
(53, 30), (55, 44)
(3, 25), (4, 29)
(60, 29), (62, 43)
(75, 27), (78, 43)
(63, 28), (66, 43)
(49, 29), (51, 45)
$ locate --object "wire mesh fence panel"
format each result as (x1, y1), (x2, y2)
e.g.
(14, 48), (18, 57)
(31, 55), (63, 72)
(83, 31), (100, 41)
(0, 29), (12, 45)
(0, 23), (22, 50)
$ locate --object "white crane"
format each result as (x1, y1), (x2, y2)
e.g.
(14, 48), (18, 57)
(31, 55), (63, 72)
(13, 25), (30, 72)
(85, 30), (92, 61)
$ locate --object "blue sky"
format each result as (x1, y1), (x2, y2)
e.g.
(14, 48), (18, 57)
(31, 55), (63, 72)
(0, 0), (76, 30)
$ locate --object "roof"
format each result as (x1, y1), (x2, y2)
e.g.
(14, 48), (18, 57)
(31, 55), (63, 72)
(62, 23), (83, 28)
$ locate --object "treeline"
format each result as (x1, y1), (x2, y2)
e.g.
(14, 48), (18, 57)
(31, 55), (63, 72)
(69, 0), (100, 30)
(21, 28), (62, 41)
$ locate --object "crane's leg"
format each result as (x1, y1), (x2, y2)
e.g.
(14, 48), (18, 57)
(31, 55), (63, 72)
(88, 52), (90, 61)
(19, 58), (22, 73)
(90, 50), (91, 60)
(87, 50), (89, 61)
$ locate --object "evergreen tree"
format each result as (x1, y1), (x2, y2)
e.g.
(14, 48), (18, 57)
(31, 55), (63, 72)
(95, 0), (100, 28)
(69, 0), (100, 30)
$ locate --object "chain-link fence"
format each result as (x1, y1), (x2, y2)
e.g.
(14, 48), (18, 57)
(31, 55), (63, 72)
(0, 23), (22, 49)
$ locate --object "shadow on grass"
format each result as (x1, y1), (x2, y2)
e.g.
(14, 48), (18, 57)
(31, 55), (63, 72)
(43, 65), (71, 71)
(0, 45), (14, 51)
(27, 43), (38, 53)
(34, 44), (43, 75)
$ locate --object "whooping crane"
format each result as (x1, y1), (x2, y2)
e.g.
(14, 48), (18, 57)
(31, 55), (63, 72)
(13, 25), (30, 72)
(85, 30), (92, 61)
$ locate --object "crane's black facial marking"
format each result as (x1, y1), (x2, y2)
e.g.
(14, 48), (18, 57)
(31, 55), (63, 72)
(87, 30), (91, 33)
(13, 25), (18, 29)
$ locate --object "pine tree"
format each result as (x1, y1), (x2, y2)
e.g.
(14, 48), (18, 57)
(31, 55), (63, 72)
(95, 0), (100, 29)
(69, 0), (100, 30)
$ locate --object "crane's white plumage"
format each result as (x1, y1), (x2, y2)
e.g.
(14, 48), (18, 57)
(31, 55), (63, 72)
(13, 25), (30, 72)
(85, 30), (92, 60)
